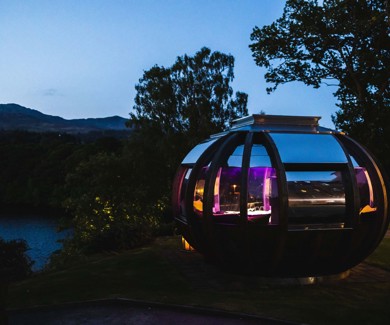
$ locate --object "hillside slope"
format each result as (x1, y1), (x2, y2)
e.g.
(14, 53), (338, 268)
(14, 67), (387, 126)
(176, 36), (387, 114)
(0, 103), (129, 133)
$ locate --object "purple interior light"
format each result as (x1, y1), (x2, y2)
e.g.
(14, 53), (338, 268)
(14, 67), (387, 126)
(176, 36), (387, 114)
(211, 166), (277, 218)
(247, 167), (276, 220)
(262, 168), (272, 210)
(355, 167), (374, 209)
(213, 167), (241, 215)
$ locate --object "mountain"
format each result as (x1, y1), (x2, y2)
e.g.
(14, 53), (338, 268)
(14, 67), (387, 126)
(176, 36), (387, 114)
(0, 103), (130, 134)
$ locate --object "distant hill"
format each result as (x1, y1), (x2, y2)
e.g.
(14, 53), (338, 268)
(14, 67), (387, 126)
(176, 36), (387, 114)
(0, 103), (130, 134)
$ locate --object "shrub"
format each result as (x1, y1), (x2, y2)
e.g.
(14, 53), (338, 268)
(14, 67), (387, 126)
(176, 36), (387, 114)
(69, 197), (160, 252)
(0, 238), (33, 282)
(47, 195), (162, 270)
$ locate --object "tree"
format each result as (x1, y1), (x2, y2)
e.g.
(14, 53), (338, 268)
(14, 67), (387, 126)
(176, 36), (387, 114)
(129, 47), (248, 158)
(123, 48), (248, 238)
(0, 238), (33, 282)
(249, 0), (390, 169)
(60, 151), (161, 255)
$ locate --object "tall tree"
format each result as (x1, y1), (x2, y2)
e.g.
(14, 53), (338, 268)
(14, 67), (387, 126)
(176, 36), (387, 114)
(129, 47), (248, 156)
(249, 0), (390, 169)
(126, 48), (248, 227)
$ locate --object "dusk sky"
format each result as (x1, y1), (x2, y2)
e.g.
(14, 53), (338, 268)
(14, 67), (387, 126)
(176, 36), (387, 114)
(0, 0), (337, 127)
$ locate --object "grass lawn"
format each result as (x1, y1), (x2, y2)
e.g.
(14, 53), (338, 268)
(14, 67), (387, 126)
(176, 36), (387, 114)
(6, 235), (390, 325)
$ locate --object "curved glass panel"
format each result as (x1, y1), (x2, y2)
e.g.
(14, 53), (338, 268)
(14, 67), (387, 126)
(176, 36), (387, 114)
(286, 171), (346, 223)
(250, 144), (272, 167)
(214, 167), (241, 216)
(355, 167), (376, 215)
(348, 152), (377, 215)
(227, 145), (244, 167)
(178, 168), (192, 220)
(270, 133), (348, 163)
(182, 138), (218, 164)
(335, 135), (380, 218)
(247, 141), (278, 224)
(213, 142), (244, 220)
(194, 167), (208, 217)
(247, 167), (277, 223)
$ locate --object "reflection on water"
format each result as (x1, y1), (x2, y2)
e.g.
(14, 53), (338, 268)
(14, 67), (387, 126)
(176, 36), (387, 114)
(0, 215), (71, 271)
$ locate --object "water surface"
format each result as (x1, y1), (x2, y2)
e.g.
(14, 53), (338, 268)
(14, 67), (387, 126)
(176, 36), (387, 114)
(0, 215), (71, 271)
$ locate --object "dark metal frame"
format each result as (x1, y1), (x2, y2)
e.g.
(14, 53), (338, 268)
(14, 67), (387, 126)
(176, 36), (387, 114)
(173, 129), (390, 276)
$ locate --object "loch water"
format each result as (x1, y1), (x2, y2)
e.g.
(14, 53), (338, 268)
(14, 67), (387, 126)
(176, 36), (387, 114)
(0, 214), (71, 271)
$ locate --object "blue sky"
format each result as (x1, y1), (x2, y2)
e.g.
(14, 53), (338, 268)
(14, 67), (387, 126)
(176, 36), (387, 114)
(0, 0), (337, 127)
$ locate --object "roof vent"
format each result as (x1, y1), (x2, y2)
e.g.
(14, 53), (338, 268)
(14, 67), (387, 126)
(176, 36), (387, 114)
(232, 114), (321, 128)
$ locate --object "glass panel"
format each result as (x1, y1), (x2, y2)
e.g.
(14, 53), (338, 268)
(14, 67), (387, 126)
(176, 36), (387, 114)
(338, 136), (380, 217)
(179, 168), (192, 218)
(250, 144), (272, 167)
(213, 167), (241, 215)
(247, 141), (278, 224)
(347, 151), (377, 215)
(213, 143), (243, 219)
(286, 171), (346, 223)
(270, 133), (348, 163)
(247, 167), (277, 223)
(182, 138), (218, 164)
(227, 145), (244, 167)
(355, 167), (377, 215)
(350, 155), (359, 167)
(194, 167), (207, 216)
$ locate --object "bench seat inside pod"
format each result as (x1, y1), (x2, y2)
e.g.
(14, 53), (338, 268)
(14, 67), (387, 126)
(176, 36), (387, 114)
(172, 115), (389, 276)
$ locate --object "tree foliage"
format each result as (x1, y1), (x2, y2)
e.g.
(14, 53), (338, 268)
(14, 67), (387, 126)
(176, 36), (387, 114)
(1, 48), (248, 266)
(0, 238), (33, 282)
(59, 150), (163, 256)
(129, 47), (248, 155)
(250, 0), (390, 169)
(0, 131), (123, 212)
(123, 48), (248, 236)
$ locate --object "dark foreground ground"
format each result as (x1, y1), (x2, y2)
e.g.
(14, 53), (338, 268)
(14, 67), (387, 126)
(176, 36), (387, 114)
(4, 230), (390, 325)
(6, 258), (390, 325)
(7, 299), (297, 325)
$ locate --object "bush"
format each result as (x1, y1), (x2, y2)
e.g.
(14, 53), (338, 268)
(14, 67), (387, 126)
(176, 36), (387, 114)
(49, 147), (174, 270)
(0, 238), (33, 282)
(47, 195), (163, 270)
(69, 197), (161, 252)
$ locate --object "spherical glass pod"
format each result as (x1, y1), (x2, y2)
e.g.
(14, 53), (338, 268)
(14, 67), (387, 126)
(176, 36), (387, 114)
(172, 115), (390, 277)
